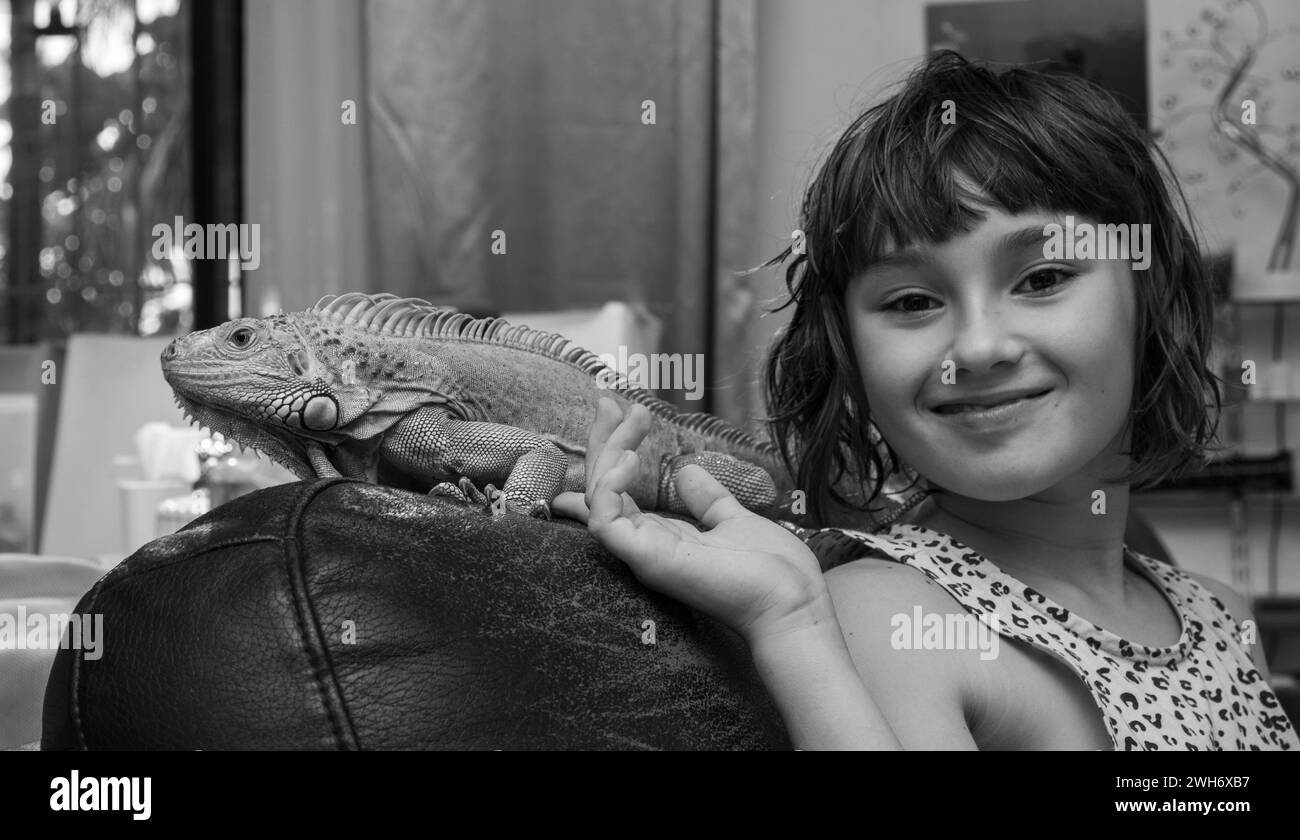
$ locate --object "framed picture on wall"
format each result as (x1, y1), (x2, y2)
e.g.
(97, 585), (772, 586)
(925, 0), (1148, 127)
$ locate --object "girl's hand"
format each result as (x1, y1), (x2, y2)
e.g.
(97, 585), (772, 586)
(552, 397), (831, 645)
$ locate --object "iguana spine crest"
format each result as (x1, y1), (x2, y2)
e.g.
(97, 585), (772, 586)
(312, 292), (777, 456)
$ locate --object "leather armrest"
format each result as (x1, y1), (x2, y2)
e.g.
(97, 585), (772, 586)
(42, 478), (788, 750)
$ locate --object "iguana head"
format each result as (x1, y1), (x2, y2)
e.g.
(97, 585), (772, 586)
(161, 312), (379, 479)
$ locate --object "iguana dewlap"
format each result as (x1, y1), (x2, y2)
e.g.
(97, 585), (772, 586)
(161, 292), (795, 519)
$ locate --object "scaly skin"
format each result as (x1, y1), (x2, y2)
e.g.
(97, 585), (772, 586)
(161, 293), (796, 519)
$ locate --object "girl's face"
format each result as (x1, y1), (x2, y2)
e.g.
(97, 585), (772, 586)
(846, 206), (1138, 502)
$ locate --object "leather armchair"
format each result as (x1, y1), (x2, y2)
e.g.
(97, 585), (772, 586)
(41, 478), (789, 750)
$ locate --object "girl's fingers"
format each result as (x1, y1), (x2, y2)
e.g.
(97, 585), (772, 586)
(605, 401), (652, 451)
(674, 464), (753, 530)
(587, 452), (701, 590)
(556, 488), (641, 524)
(559, 486), (701, 545)
(584, 398), (620, 472)
(598, 402), (651, 473)
(551, 491), (589, 523)
(586, 399), (652, 508)
(588, 451), (653, 552)
(583, 398), (622, 506)
(588, 450), (645, 521)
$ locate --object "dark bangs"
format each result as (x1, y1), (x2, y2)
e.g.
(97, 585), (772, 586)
(807, 52), (1158, 293)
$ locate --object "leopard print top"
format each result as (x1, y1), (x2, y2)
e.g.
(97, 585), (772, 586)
(813, 522), (1299, 751)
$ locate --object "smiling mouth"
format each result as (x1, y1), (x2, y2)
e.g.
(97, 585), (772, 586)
(932, 389), (1053, 415)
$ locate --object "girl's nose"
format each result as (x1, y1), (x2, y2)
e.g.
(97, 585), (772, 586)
(949, 310), (1023, 375)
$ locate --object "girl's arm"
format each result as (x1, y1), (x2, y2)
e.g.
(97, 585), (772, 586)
(824, 558), (982, 749)
(554, 398), (905, 750)
(749, 619), (904, 750)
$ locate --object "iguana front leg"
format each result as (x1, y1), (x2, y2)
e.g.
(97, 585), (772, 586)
(303, 441), (374, 480)
(305, 442), (342, 478)
(658, 451), (780, 514)
(382, 407), (567, 518)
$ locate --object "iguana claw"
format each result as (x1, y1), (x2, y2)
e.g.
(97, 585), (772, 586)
(480, 485), (552, 519)
(427, 482), (465, 502)
(457, 477), (490, 505)
(428, 476), (490, 506)
(430, 481), (549, 520)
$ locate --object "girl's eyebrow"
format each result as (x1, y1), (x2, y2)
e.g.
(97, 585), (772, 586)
(863, 248), (931, 275)
(997, 223), (1057, 256)
(861, 221), (1062, 281)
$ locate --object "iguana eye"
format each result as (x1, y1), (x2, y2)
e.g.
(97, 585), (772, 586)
(229, 327), (255, 349)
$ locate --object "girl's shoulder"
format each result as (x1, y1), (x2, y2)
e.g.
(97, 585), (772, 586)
(812, 524), (991, 748)
(799, 523), (969, 617)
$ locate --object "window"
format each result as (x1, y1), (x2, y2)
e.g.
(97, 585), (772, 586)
(1, 0), (193, 343)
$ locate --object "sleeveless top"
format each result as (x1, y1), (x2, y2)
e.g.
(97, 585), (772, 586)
(804, 522), (1299, 751)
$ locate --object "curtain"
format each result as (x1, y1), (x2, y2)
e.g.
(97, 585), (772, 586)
(365, 0), (759, 418)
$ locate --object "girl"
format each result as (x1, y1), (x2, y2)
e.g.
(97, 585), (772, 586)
(553, 50), (1299, 750)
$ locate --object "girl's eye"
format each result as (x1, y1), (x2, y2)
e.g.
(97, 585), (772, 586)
(881, 293), (939, 314)
(879, 269), (1076, 313)
(1017, 268), (1076, 295)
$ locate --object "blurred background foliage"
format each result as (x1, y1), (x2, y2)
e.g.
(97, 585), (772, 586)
(1, 0), (192, 343)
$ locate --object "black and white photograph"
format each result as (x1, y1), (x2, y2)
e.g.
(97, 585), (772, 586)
(0, 0), (1298, 815)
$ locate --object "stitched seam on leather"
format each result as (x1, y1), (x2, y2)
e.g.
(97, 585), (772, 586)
(59, 544), (264, 750)
(114, 534), (286, 577)
(54, 479), (357, 750)
(93, 478), (358, 585)
(69, 572), (113, 751)
(283, 478), (362, 750)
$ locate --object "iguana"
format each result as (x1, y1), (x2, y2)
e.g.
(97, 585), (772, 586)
(161, 292), (803, 520)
